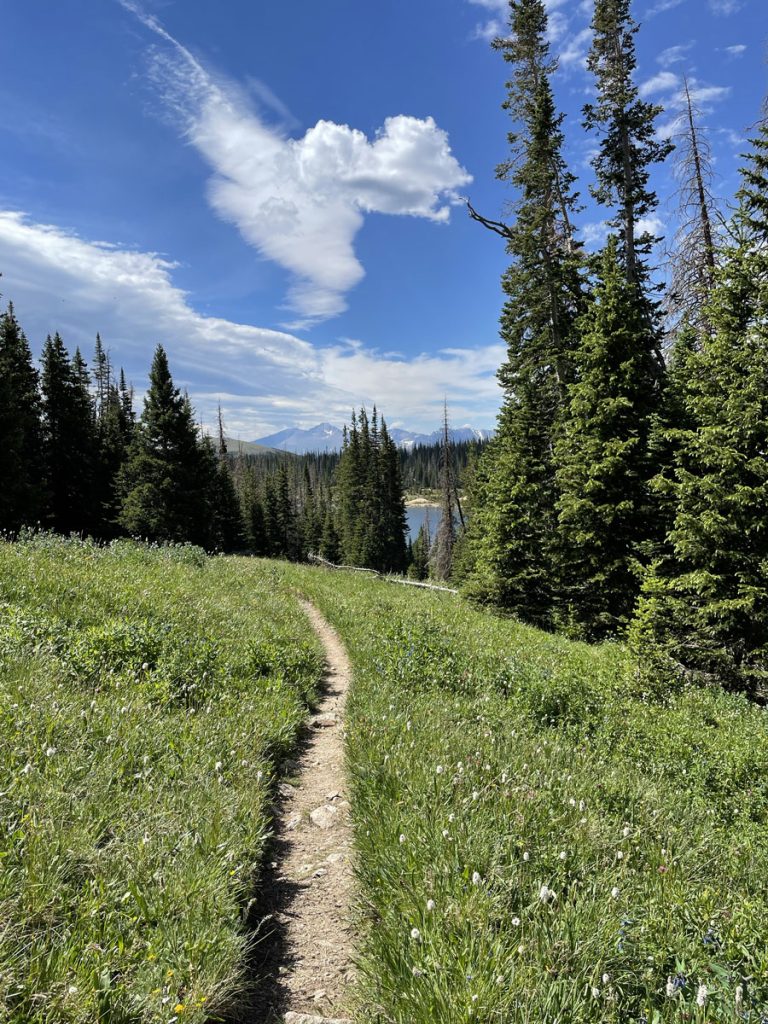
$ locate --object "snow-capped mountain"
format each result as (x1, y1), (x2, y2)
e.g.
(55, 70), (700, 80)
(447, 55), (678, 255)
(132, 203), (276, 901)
(252, 422), (493, 455)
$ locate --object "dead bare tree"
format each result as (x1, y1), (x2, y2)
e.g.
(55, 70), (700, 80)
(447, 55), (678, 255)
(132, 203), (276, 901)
(665, 76), (723, 339)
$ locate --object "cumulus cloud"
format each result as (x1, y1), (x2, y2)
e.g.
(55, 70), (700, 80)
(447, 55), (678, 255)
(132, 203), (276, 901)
(647, 0), (686, 17)
(640, 71), (683, 97)
(709, 0), (743, 13)
(656, 42), (695, 67)
(118, 1), (471, 326)
(724, 44), (747, 57)
(0, 211), (501, 436)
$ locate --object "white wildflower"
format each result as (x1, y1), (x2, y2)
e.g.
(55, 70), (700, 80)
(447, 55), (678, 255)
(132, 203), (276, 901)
(569, 797), (576, 807)
(539, 884), (554, 902)
(399, 834), (406, 844)
(426, 899), (435, 912)
(602, 973), (610, 985)
(611, 886), (620, 899)
(511, 916), (520, 926)
(616, 851), (624, 860)
(410, 927), (420, 940)
(448, 813), (455, 823)
(559, 850), (567, 861)
(472, 871), (482, 885)
(436, 765), (444, 774)
(472, 790), (479, 800)
(665, 977), (676, 998)
(496, 975), (504, 985)
(735, 985), (744, 1009)
(623, 826), (631, 838)
(412, 966), (423, 977)
(442, 829), (451, 839)
(215, 761), (223, 772)
(523, 851), (530, 862)
(45, 746), (57, 757)
(696, 984), (708, 1007)
(591, 986), (600, 999)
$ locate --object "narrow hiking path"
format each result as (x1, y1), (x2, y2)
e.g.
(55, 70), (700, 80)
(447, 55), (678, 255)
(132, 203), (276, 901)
(254, 599), (355, 1024)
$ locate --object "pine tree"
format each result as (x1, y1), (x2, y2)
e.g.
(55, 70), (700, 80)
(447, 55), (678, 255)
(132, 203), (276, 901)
(0, 303), (45, 531)
(555, 237), (660, 638)
(378, 419), (408, 572)
(633, 126), (768, 695)
(408, 520), (432, 581)
(207, 409), (244, 552)
(40, 333), (98, 535)
(118, 345), (207, 544)
(464, 0), (583, 621)
(583, 0), (673, 290)
(433, 405), (456, 581)
(91, 336), (134, 537)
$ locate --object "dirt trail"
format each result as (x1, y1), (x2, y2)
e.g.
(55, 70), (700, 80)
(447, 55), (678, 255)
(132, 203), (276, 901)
(250, 599), (355, 1024)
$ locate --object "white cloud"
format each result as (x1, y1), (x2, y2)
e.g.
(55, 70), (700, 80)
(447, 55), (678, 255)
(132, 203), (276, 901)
(724, 44), (747, 57)
(0, 211), (502, 435)
(559, 27), (593, 69)
(656, 42), (695, 67)
(647, 0), (686, 17)
(119, 1), (471, 326)
(640, 71), (681, 97)
(709, 0), (743, 13)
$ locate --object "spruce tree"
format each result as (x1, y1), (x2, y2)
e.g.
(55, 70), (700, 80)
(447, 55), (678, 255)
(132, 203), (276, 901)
(465, 0), (583, 621)
(41, 333), (98, 535)
(118, 345), (207, 544)
(583, 0), (673, 290)
(555, 237), (660, 638)
(634, 126), (768, 695)
(378, 419), (408, 573)
(0, 304), (46, 532)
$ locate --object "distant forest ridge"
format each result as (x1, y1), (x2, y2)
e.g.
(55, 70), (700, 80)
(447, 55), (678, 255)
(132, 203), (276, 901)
(246, 421), (494, 455)
(225, 436), (488, 496)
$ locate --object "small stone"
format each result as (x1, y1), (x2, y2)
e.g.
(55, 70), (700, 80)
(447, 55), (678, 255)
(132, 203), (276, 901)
(326, 791), (340, 801)
(312, 713), (337, 728)
(286, 812), (302, 830)
(278, 782), (296, 797)
(284, 1015), (352, 1024)
(310, 805), (338, 829)
(313, 868), (328, 877)
(326, 852), (344, 864)
(312, 990), (327, 1002)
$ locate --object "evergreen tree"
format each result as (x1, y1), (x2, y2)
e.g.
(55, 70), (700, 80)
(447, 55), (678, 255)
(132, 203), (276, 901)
(378, 419), (408, 572)
(206, 411), (244, 552)
(583, 0), (673, 289)
(118, 345), (208, 544)
(408, 520), (432, 581)
(433, 405), (457, 581)
(0, 303), (45, 531)
(41, 333), (98, 535)
(320, 506), (341, 563)
(555, 237), (661, 638)
(634, 127), (768, 695)
(465, 0), (582, 620)
(92, 336), (134, 537)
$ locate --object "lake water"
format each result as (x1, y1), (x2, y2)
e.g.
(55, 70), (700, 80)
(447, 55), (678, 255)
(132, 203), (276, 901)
(406, 503), (441, 540)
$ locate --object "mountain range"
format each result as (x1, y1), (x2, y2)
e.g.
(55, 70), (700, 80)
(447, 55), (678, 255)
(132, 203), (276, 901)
(247, 422), (494, 455)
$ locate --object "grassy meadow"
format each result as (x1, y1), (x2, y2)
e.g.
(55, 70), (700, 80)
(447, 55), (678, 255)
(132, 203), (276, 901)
(3, 538), (768, 1023)
(283, 563), (768, 1024)
(0, 536), (323, 1023)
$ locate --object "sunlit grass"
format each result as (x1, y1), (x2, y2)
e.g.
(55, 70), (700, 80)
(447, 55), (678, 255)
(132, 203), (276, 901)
(0, 536), (323, 1024)
(284, 563), (768, 1023)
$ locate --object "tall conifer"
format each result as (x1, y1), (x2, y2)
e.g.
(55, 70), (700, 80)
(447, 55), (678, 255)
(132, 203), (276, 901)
(0, 304), (45, 531)
(464, 0), (582, 621)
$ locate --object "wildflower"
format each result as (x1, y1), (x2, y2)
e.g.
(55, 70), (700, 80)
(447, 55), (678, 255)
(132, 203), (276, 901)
(579, 799), (586, 811)
(611, 887), (620, 899)
(472, 790), (479, 800)
(569, 797), (577, 807)
(436, 765), (444, 775)
(496, 976), (504, 985)
(523, 851), (530, 862)
(616, 851), (624, 860)
(539, 884), (555, 902)
(412, 966), (424, 977)
(426, 899), (435, 912)
(591, 986), (600, 999)
(602, 973), (610, 985)
(215, 761), (223, 772)
(559, 851), (567, 861)
(442, 829), (450, 839)
(399, 834), (406, 844)
(472, 871), (482, 885)
(471, 994), (478, 1003)
(21, 762), (32, 775)
(410, 927), (420, 940)
(448, 813), (455, 823)
(67, 986), (79, 996)
(623, 826), (631, 838)
(696, 984), (708, 1008)
(658, 865), (668, 874)
(735, 985), (744, 1010)
(517, 944), (525, 954)
(142, 662), (149, 671)
(511, 916), (520, 926)
(45, 746), (57, 757)
(406, 721), (412, 731)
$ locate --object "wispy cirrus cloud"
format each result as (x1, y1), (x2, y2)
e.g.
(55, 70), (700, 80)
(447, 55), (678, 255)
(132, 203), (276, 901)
(0, 211), (502, 436)
(117, 1), (471, 327)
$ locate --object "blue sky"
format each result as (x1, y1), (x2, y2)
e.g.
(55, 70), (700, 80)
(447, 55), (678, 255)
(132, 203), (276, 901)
(0, 0), (763, 436)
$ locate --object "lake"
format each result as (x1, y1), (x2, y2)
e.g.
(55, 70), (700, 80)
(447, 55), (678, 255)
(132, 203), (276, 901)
(405, 502), (441, 540)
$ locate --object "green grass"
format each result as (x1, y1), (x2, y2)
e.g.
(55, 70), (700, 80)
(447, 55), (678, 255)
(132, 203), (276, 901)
(0, 536), (323, 1024)
(282, 563), (768, 1024)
